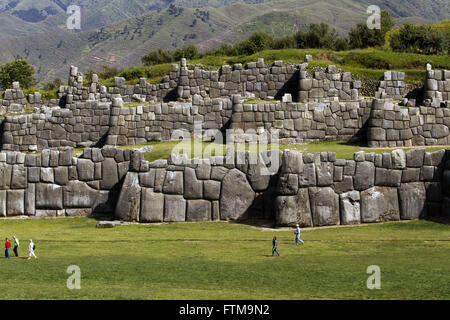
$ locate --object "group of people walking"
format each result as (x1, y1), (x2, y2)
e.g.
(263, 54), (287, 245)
(5, 237), (37, 259)
(271, 224), (304, 257)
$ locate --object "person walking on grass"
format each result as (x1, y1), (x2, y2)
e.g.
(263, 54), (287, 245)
(13, 236), (19, 257)
(272, 236), (280, 257)
(295, 224), (304, 245)
(5, 238), (11, 259)
(28, 239), (37, 260)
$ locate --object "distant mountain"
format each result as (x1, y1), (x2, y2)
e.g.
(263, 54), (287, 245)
(0, 0), (447, 84)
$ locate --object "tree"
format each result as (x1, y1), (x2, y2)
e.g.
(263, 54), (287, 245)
(142, 48), (173, 66)
(389, 23), (447, 55)
(0, 58), (36, 89)
(349, 10), (395, 48)
(43, 78), (63, 91)
(236, 32), (272, 55)
(173, 44), (199, 61)
(306, 23), (339, 49)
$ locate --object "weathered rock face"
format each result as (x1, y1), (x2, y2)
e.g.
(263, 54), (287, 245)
(340, 191), (360, 225)
(186, 200), (211, 221)
(361, 187), (400, 222)
(140, 188), (164, 222)
(309, 187), (339, 226)
(115, 172), (141, 221)
(36, 183), (63, 210)
(275, 188), (312, 227)
(247, 154), (271, 191)
(220, 168), (255, 220)
(163, 171), (184, 195)
(6, 190), (25, 216)
(63, 180), (98, 208)
(399, 182), (427, 220)
(354, 161), (375, 191)
(100, 158), (119, 189)
(164, 194), (186, 222)
(184, 167), (203, 199)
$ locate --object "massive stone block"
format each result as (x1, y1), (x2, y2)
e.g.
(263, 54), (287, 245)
(275, 188), (312, 227)
(6, 190), (25, 216)
(186, 200), (211, 221)
(100, 158), (119, 189)
(247, 154), (271, 191)
(0, 163), (12, 188)
(11, 164), (27, 189)
(115, 172), (141, 221)
(220, 168), (255, 220)
(63, 180), (98, 208)
(164, 194), (186, 222)
(77, 159), (95, 181)
(340, 191), (360, 225)
(309, 187), (339, 226)
(163, 171), (184, 195)
(36, 183), (63, 210)
(204, 180), (221, 200)
(361, 187), (400, 222)
(316, 162), (333, 186)
(25, 183), (35, 216)
(140, 188), (164, 222)
(354, 161), (375, 191)
(399, 182), (427, 220)
(184, 167), (203, 199)
(0, 190), (6, 217)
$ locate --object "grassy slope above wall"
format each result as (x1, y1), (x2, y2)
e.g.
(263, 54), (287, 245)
(98, 49), (450, 87)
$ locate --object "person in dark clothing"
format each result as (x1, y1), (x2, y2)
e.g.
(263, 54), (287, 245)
(13, 236), (19, 257)
(272, 236), (280, 257)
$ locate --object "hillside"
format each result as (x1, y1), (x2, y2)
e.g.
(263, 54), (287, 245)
(0, 0), (447, 83)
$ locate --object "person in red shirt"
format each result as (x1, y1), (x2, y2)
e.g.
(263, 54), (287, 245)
(5, 238), (11, 259)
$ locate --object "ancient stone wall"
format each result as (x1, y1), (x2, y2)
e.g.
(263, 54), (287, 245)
(367, 98), (450, 148)
(0, 146), (138, 217)
(424, 68), (450, 104)
(298, 65), (361, 102)
(229, 98), (372, 143)
(114, 148), (450, 224)
(375, 71), (406, 99)
(107, 96), (233, 145)
(2, 100), (111, 151)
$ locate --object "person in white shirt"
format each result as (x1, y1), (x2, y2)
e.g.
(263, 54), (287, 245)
(28, 239), (37, 259)
(13, 236), (19, 257)
(295, 224), (304, 245)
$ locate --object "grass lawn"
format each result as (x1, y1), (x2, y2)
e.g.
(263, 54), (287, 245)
(0, 218), (448, 299)
(113, 139), (449, 162)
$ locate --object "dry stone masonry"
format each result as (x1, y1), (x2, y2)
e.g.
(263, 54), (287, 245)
(0, 58), (450, 223)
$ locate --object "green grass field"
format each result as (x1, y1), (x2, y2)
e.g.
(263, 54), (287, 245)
(112, 139), (450, 163)
(0, 218), (448, 300)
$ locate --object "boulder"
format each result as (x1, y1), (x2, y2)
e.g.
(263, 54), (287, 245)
(63, 180), (98, 208)
(360, 186), (400, 222)
(164, 195), (186, 222)
(100, 158), (119, 189)
(77, 159), (95, 181)
(406, 148), (425, 168)
(162, 171), (184, 195)
(114, 172), (141, 221)
(354, 161), (375, 190)
(340, 191), (360, 224)
(247, 154), (271, 191)
(220, 168), (255, 220)
(309, 187), (340, 226)
(399, 182), (427, 220)
(6, 190), (25, 216)
(186, 200), (211, 221)
(140, 188), (164, 222)
(275, 188), (312, 227)
(276, 174), (298, 195)
(11, 164), (27, 189)
(281, 150), (303, 174)
(184, 167), (203, 199)
(204, 180), (221, 200)
(392, 149), (406, 169)
(36, 183), (63, 210)
(316, 162), (333, 186)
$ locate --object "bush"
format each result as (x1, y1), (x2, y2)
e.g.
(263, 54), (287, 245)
(349, 10), (395, 49)
(389, 23), (448, 55)
(0, 58), (36, 89)
(173, 44), (200, 61)
(119, 66), (151, 80)
(142, 48), (174, 66)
